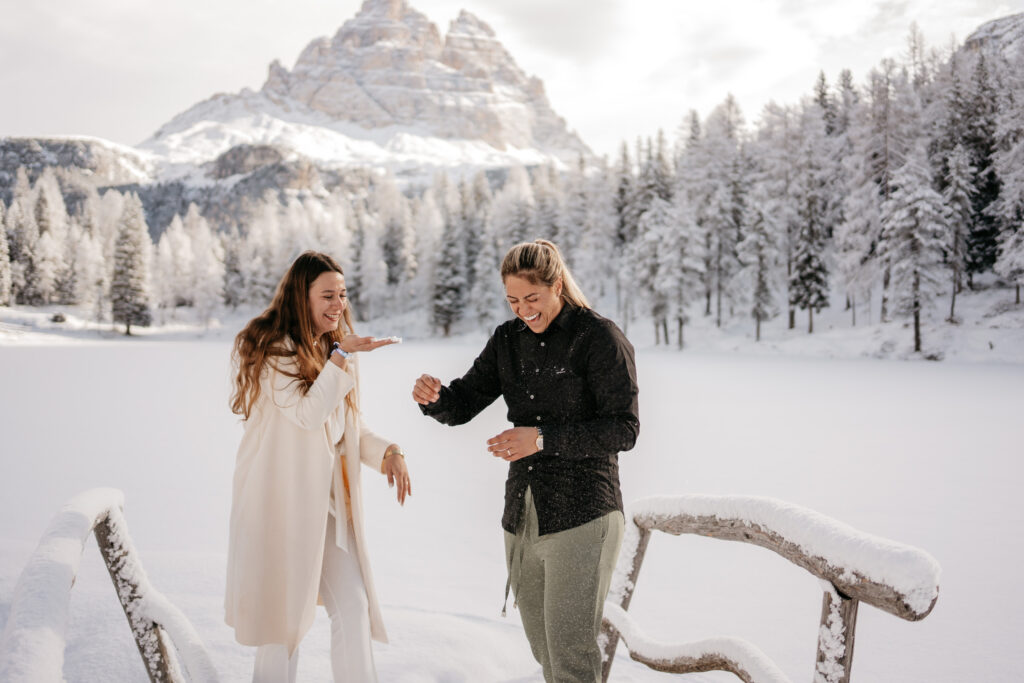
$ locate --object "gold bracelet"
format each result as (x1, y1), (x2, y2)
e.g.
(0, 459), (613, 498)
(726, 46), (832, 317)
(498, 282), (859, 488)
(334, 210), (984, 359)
(384, 446), (405, 459)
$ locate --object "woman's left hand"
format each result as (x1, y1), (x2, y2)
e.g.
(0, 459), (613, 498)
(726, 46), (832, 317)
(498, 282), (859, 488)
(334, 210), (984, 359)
(487, 427), (539, 462)
(340, 334), (400, 354)
(382, 450), (412, 505)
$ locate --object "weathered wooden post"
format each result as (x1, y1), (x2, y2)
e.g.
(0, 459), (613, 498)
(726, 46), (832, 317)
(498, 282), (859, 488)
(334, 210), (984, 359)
(599, 495), (939, 683)
(94, 511), (181, 682)
(814, 584), (859, 683)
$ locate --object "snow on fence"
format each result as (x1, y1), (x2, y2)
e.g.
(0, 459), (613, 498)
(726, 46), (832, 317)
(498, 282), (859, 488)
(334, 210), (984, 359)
(600, 494), (942, 683)
(0, 488), (217, 682)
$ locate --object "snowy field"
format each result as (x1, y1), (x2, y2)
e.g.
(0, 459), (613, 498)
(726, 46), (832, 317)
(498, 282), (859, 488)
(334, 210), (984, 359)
(0, 294), (1022, 681)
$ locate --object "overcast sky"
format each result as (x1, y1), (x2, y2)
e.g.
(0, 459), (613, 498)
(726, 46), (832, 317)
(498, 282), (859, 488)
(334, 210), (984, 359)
(0, 0), (1017, 159)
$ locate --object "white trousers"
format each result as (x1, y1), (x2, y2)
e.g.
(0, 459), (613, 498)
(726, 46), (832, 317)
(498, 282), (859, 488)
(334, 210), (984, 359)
(253, 514), (378, 682)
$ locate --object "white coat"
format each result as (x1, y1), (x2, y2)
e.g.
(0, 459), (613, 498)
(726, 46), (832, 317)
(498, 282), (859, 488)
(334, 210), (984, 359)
(224, 346), (391, 654)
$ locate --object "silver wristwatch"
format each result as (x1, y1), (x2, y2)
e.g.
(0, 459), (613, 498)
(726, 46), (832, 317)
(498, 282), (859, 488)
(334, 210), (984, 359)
(331, 342), (351, 359)
(535, 426), (544, 452)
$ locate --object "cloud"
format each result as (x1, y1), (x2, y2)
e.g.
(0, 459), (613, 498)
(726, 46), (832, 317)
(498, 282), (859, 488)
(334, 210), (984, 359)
(470, 0), (623, 62)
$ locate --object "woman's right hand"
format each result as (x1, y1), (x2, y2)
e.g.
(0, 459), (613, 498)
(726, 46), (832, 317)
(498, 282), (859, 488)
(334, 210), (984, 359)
(412, 374), (442, 405)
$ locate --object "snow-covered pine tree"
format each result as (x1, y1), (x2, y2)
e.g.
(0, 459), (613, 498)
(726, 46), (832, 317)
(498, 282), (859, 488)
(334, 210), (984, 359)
(905, 22), (932, 94)
(575, 159), (617, 301)
(814, 71), (838, 136)
(788, 225), (829, 333)
(347, 200), (386, 322)
(862, 62), (914, 321)
(72, 226), (107, 321)
(374, 174), (415, 295)
(701, 96), (747, 328)
(161, 214), (193, 310)
(627, 133), (673, 245)
(754, 102), (801, 328)
(789, 100), (837, 334)
(738, 185), (781, 341)
(432, 171), (462, 238)
(630, 197), (670, 342)
(6, 169), (41, 305)
(153, 229), (177, 323)
(991, 49), (1024, 305)
(879, 142), (948, 353)
(652, 130), (674, 202)
(936, 50), (970, 172)
(470, 219), (505, 331)
(410, 190), (444, 317)
(655, 193), (705, 348)
(110, 193), (153, 335)
(612, 142), (636, 323)
(55, 220), (82, 305)
(183, 204), (224, 328)
(558, 156), (588, 270)
(0, 202), (10, 306)
(963, 52), (1001, 283)
(240, 193), (283, 306)
(835, 148), (881, 326)
(457, 178), (481, 295)
(674, 111), (716, 320)
(531, 165), (563, 245)
(835, 69), (859, 136)
(309, 193), (352, 266)
(994, 226), (1024, 304)
(994, 225), (1024, 304)
(95, 189), (126, 272)
(942, 144), (974, 320)
(221, 227), (246, 310)
(33, 169), (70, 304)
(613, 141), (635, 250)
(470, 171), (494, 273)
(432, 211), (468, 336)
(491, 166), (534, 250)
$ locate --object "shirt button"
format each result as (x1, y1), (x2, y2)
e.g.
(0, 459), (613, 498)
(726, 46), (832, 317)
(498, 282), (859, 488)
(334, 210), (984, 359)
(534, 368), (539, 373)
(536, 416), (541, 420)
(530, 394), (535, 399)
(528, 465), (533, 471)
(540, 342), (545, 347)
(518, 492), (523, 498)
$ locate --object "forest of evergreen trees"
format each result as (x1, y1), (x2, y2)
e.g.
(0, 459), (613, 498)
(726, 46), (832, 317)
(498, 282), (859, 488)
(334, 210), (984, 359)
(1, 26), (1022, 347)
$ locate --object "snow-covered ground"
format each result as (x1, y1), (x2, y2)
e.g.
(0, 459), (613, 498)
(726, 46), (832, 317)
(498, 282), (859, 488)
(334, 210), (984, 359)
(0, 289), (1022, 681)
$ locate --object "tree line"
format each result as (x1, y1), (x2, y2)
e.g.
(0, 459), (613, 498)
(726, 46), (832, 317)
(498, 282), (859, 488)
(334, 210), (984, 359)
(1, 25), (1022, 347)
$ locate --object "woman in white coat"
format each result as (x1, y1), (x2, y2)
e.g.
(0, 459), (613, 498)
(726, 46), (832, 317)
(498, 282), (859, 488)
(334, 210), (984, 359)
(226, 251), (411, 682)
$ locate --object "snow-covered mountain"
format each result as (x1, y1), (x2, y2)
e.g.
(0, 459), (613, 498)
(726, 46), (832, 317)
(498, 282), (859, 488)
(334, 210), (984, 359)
(141, 0), (590, 179)
(963, 11), (1024, 59)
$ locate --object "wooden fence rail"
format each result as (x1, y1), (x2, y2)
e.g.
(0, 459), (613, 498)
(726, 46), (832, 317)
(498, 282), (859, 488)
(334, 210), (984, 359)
(0, 489), (216, 682)
(600, 495), (941, 683)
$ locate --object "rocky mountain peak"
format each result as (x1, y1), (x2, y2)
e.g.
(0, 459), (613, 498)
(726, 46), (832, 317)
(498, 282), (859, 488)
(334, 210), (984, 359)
(449, 10), (496, 38)
(356, 0), (408, 20)
(247, 0), (586, 157)
(142, 1), (589, 177)
(963, 12), (1024, 59)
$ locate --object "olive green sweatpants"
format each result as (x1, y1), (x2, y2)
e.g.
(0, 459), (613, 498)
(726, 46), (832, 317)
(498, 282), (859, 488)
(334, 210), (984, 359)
(504, 487), (624, 683)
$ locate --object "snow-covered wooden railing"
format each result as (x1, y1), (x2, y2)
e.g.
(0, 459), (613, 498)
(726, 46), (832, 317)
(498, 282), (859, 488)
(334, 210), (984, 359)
(0, 488), (217, 682)
(600, 495), (941, 683)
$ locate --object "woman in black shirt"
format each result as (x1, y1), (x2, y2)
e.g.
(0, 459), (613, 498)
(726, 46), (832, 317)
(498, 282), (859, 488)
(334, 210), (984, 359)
(413, 239), (639, 682)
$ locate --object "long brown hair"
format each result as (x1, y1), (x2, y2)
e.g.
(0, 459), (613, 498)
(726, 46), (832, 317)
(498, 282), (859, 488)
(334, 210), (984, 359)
(500, 239), (590, 309)
(230, 251), (356, 420)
